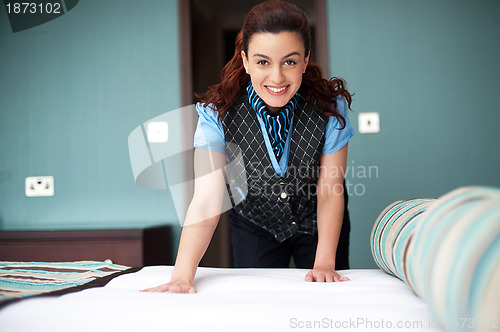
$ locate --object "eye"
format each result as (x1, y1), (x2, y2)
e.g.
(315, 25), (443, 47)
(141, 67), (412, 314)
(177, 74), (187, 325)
(257, 60), (269, 66)
(284, 60), (296, 66)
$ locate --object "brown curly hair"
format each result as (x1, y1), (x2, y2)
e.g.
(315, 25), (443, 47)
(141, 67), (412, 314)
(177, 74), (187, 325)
(197, 0), (352, 128)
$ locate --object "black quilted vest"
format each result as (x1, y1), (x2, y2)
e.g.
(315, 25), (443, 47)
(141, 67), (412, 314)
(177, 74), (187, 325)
(221, 94), (328, 242)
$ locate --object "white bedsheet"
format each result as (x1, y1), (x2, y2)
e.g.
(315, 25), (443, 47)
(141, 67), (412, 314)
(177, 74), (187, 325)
(0, 267), (444, 331)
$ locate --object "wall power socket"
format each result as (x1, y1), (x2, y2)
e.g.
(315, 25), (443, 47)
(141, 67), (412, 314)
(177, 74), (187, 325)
(25, 176), (54, 197)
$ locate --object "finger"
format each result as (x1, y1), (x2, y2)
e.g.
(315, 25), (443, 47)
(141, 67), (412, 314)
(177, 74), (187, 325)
(142, 283), (176, 292)
(315, 273), (326, 282)
(187, 287), (197, 294)
(141, 285), (166, 292)
(305, 271), (314, 282)
(340, 276), (350, 282)
(141, 288), (158, 292)
(325, 273), (334, 282)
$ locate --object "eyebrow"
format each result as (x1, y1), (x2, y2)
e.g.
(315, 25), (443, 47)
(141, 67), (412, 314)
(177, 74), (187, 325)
(252, 51), (301, 59)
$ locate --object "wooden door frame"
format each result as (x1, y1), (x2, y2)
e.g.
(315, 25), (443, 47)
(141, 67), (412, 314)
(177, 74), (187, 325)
(313, 0), (330, 77)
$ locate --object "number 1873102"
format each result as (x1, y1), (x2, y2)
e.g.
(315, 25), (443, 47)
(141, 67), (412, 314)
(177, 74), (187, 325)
(5, 2), (62, 14)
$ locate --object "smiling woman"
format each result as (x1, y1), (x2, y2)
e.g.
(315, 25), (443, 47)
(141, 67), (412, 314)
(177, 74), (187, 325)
(144, 0), (354, 293)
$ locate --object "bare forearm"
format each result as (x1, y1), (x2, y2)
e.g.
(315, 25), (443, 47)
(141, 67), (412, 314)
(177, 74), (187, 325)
(315, 193), (344, 269)
(142, 149), (226, 293)
(305, 145), (349, 282)
(170, 217), (219, 283)
(170, 189), (224, 280)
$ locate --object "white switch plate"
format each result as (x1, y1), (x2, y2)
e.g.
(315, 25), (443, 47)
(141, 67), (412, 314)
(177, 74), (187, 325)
(358, 112), (380, 133)
(25, 176), (54, 197)
(147, 121), (168, 143)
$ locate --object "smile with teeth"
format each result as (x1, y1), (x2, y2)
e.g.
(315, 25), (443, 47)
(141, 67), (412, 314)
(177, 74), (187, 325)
(267, 86), (286, 93)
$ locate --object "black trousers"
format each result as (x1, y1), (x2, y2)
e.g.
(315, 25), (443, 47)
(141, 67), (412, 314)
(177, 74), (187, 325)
(229, 181), (351, 270)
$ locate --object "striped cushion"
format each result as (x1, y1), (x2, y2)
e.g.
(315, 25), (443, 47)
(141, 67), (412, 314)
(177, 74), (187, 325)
(370, 198), (435, 283)
(371, 186), (500, 329)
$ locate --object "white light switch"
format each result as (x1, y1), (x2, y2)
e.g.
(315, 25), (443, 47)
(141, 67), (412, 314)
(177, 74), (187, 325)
(358, 112), (380, 133)
(147, 121), (168, 143)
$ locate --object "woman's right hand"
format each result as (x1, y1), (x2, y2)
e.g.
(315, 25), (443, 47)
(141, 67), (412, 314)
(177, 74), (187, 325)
(141, 280), (197, 293)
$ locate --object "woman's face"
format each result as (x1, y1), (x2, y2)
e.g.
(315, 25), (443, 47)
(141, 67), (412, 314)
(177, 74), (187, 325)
(242, 31), (309, 113)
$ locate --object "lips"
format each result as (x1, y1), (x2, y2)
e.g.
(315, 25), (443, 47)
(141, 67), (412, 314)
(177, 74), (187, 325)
(265, 85), (289, 95)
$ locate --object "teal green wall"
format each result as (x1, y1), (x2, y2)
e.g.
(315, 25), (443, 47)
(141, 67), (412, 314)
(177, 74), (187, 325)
(3, 0), (500, 270)
(0, 1), (182, 238)
(327, 0), (500, 268)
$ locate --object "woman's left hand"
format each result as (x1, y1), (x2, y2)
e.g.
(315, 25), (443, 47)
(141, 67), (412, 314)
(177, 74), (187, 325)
(305, 267), (349, 282)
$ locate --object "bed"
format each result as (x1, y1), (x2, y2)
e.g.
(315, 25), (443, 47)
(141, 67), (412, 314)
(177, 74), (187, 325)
(1, 186), (498, 332)
(0, 265), (443, 332)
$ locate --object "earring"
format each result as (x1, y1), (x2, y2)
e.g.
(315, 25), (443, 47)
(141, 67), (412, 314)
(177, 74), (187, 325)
(246, 69), (249, 74)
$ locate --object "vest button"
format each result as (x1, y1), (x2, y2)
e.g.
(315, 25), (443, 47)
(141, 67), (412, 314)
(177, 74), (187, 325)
(280, 192), (288, 199)
(291, 221), (297, 226)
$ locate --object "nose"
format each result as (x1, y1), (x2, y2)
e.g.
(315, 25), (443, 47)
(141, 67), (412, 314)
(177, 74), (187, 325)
(270, 65), (285, 84)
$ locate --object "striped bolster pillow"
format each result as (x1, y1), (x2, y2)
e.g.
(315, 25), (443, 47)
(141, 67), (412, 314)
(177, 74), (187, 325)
(371, 186), (500, 330)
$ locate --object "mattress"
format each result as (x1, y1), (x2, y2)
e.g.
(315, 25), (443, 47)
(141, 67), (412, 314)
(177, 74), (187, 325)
(0, 266), (444, 332)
